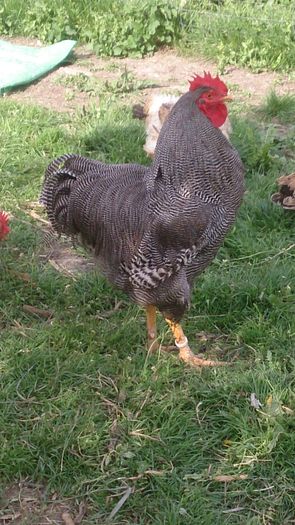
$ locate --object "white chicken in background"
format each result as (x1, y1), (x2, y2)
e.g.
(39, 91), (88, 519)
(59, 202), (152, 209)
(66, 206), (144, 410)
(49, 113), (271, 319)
(133, 90), (232, 158)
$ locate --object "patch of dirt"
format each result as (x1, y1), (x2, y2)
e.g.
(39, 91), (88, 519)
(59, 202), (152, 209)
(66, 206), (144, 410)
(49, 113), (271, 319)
(5, 37), (295, 113)
(39, 235), (96, 277)
(0, 481), (86, 525)
(19, 204), (96, 276)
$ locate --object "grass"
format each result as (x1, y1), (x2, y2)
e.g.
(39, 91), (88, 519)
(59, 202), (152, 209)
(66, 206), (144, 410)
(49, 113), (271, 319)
(0, 88), (295, 524)
(258, 91), (295, 124)
(180, 0), (295, 73)
(1, 0), (295, 71)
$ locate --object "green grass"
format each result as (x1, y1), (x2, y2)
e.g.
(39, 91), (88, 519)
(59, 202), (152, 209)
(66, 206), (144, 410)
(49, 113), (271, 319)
(0, 91), (295, 524)
(258, 91), (295, 124)
(1, 0), (295, 71)
(180, 0), (295, 72)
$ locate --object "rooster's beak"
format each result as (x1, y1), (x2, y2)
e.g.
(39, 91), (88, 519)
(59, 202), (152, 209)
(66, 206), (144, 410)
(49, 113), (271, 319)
(221, 95), (233, 102)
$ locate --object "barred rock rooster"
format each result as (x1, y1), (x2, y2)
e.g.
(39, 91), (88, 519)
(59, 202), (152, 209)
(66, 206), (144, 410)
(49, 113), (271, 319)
(133, 73), (232, 158)
(40, 72), (245, 367)
(0, 211), (10, 240)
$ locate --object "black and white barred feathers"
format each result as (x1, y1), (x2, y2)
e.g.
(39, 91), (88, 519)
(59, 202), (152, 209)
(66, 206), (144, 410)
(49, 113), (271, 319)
(40, 87), (245, 322)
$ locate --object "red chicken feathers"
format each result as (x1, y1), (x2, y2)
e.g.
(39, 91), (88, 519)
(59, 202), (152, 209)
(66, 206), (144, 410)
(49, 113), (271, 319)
(0, 211), (10, 240)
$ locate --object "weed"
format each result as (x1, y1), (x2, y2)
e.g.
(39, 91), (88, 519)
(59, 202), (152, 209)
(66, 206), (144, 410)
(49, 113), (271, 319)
(56, 69), (155, 98)
(102, 67), (156, 94)
(258, 90), (295, 124)
(56, 72), (92, 90)
(180, 0), (295, 72)
(104, 62), (121, 72)
(230, 116), (278, 173)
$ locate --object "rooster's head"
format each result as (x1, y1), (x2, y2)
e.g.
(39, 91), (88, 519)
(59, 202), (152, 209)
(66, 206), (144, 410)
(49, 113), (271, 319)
(189, 72), (231, 128)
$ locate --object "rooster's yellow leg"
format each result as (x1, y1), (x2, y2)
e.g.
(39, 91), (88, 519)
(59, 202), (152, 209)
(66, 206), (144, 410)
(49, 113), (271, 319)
(165, 319), (225, 367)
(145, 306), (175, 353)
(146, 305), (159, 353)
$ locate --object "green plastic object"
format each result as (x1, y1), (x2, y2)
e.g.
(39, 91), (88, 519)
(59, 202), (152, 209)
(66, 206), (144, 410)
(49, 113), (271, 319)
(0, 39), (76, 95)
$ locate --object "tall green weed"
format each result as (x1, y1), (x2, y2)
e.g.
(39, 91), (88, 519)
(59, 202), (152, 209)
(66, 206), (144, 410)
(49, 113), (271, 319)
(181, 0), (295, 72)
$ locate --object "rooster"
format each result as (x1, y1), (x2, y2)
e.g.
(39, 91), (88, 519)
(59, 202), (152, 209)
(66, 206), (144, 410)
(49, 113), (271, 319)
(0, 211), (10, 241)
(133, 74), (232, 158)
(40, 72), (245, 367)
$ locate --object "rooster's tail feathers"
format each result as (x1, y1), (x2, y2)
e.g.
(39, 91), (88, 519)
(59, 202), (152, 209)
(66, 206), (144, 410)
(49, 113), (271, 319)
(40, 154), (82, 235)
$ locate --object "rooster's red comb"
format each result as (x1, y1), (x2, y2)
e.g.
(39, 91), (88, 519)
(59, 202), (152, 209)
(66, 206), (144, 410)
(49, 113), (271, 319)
(189, 71), (228, 94)
(0, 211), (10, 240)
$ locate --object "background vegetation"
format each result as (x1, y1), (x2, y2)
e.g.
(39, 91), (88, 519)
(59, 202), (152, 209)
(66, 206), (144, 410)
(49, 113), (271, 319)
(1, 0), (295, 71)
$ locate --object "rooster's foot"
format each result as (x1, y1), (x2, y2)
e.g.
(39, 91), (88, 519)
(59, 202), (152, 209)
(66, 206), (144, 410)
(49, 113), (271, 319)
(146, 308), (227, 366)
(179, 345), (227, 367)
(166, 319), (227, 367)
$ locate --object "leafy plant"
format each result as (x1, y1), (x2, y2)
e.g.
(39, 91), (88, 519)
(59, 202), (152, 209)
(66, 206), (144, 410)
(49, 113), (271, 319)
(88, 0), (182, 57)
(0, 0), (182, 57)
(102, 67), (155, 94)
